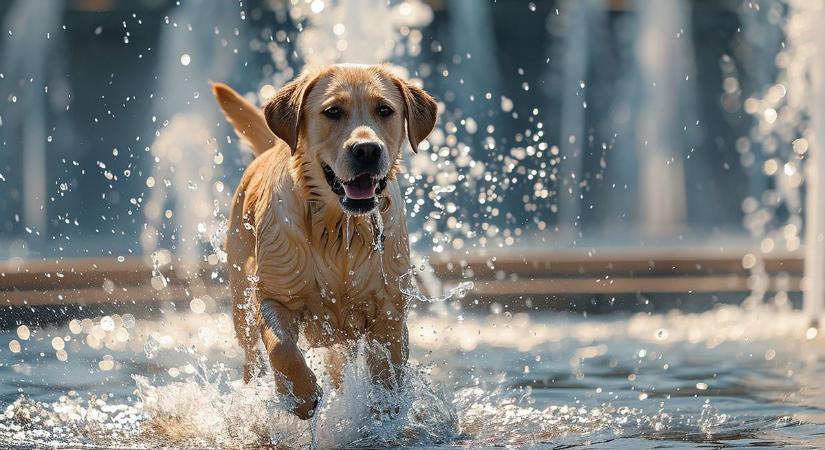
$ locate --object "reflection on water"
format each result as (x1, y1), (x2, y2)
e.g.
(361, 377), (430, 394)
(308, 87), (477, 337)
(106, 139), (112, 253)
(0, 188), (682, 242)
(2, 299), (825, 448)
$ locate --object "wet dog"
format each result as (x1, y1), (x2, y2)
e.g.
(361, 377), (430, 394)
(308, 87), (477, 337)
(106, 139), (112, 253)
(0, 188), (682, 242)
(212, 64), (437, 419)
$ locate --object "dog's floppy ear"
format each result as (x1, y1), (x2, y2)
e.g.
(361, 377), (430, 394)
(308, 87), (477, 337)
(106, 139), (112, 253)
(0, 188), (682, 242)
(263, 72), (319, 155)
(393, 78), (437, 153)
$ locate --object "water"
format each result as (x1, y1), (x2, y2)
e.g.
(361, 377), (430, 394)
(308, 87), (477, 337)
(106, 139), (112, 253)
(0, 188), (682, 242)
(1, 299), (824, 448)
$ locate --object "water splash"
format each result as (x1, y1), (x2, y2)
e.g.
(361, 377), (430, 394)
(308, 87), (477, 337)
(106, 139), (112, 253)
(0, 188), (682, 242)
(370, 210), (388, 285)
(207, 209), (228, 267)
(294, 0), (432, 68)
(149, 250), (169, 291)
(135, 375), (304, 448)
(400, 269), (473, 305)
(133, 339), (456, 449)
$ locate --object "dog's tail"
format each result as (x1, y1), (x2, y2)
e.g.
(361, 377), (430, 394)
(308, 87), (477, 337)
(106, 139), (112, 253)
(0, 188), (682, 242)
(211, 82), (276, 157)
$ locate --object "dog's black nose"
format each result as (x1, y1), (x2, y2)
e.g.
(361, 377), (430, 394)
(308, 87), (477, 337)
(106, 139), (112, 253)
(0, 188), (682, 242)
(350, 142), (382, 167)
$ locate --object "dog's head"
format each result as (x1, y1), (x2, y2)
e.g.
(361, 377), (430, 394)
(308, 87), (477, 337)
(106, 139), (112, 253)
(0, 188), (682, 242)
(264, 64), (437, 215)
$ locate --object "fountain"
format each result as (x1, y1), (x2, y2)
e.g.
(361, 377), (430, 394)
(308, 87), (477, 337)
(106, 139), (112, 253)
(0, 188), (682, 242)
(0, 0), (65, 240)
(737, 0), (824, 323)
(143, 0), (247, 272)
(557, 0), (599, 235)
(802, 2), (825, 324)
(634, 0), (691, 235)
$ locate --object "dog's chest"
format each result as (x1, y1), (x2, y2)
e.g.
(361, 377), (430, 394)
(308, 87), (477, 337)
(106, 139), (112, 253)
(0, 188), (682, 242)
(308, 225), (393, 302)
(253, 202), (410, 329)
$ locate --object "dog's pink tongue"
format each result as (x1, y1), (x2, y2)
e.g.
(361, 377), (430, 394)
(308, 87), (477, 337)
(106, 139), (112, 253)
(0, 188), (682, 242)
(343, 174), (376, 199)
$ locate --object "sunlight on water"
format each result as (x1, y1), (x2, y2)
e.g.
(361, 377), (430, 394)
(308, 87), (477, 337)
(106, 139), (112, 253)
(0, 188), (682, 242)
(410, 298), (815, 353)
(2, 299), (822, 448)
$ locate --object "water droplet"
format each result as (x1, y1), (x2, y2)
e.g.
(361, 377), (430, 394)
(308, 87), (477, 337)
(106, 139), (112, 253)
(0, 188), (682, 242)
(51, 337), (65, 351)
(100, 316), (115, 332)
(17, 325), (30, 340)
(190, 297), (206, 314)
(98, 356), (115, 371)
(122, 314), (136, 328)
(500, 96), (513, 112)
(69, 319), (82, 334)
(144, 337), (160, 359)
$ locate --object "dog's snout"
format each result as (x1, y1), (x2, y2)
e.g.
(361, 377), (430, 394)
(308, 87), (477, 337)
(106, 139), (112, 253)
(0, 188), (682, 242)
(350, 142), (382, 167)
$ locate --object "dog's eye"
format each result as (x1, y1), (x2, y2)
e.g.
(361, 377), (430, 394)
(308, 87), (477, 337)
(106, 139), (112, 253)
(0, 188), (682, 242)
(377, 105), (394, 118)
(323, 106), (342, 119)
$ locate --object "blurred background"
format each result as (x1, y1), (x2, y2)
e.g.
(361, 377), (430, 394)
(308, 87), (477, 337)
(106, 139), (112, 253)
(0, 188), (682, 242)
(0, 0), (816, 312)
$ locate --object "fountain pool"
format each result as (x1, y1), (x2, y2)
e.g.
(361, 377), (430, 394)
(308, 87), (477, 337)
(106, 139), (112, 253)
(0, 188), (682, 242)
(1, 301), (824, 449)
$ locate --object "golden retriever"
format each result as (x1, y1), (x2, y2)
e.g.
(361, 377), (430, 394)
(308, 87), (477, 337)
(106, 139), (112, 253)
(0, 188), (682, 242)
(211, 64), (437, 419)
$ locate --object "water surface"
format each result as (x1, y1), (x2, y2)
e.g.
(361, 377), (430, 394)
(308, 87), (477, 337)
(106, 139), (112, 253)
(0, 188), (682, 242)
(1, 301), (824, 448)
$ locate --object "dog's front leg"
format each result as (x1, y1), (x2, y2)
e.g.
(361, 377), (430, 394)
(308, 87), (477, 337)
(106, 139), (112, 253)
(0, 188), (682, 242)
(260, 299), (321, 419)
(366, 313), (409, 392)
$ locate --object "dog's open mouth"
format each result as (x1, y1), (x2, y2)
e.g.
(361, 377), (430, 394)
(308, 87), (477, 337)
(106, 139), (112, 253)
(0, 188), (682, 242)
(342, 173), (377, 200)
(323, 165), (387, 215)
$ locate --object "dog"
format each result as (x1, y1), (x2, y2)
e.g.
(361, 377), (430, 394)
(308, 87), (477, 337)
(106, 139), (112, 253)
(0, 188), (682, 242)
(211, 64), (437, 419)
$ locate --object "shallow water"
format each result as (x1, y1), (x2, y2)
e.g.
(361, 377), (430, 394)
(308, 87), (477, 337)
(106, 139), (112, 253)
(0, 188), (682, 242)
(2, 300), (825, 449)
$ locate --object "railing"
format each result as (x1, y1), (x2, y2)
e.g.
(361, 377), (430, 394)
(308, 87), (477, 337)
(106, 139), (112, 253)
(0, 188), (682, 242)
(0, 247), (802, 307)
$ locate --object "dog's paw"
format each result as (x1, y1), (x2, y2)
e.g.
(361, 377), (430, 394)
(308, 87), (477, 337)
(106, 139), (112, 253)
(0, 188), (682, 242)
(292, 386), (322, 420)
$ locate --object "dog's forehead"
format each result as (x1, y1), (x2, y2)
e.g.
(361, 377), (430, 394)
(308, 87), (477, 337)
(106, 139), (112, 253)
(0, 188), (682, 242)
(314, 65), (400, 101)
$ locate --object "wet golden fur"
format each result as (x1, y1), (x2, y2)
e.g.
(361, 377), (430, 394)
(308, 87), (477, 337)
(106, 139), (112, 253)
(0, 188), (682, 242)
(212, 65), (437, 419)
